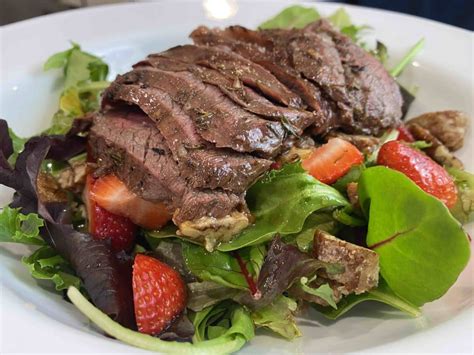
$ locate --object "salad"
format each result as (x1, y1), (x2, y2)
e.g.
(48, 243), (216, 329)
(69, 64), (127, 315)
(0, 5), (472, 354)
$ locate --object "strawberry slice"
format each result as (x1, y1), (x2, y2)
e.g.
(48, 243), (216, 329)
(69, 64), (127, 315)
(84, 175), (136, 252)
(302, 138), (364, 184)
(377, 140), (458, 208)
(132, 254), (187, 335)
(397, 125), (415, 142)
(90, 175), (171, 230)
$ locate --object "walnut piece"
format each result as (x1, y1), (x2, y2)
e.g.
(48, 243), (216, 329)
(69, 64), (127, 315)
(407, 110), (468, 151)
(177, 212), (250, 251)
(313, 230), (379, 295)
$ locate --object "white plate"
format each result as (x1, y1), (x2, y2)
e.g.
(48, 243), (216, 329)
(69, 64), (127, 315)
(0, 1), (473, 353)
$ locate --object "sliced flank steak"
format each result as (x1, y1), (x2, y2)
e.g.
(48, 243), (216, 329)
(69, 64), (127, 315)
(107, 68), (285, 158)
(158, 44), (304, 109)
(89, 20), (404, 246)
(137, 56), (315, 135)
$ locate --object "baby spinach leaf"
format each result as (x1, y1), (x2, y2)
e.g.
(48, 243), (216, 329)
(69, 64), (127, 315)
(218, 163), (348, 251)
(0, 207), (45, 245)
(315, 278), (421, 319)
(251, 295), (301, 340)
(182, 242), (248, 290)
(22, 246), (81, 291)
(259, 5), (320, 29)
(358, 167), (470, 306)
(447, 167), (474, 224)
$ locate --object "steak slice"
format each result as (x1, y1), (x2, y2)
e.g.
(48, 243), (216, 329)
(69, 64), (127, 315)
(109, 68), (285, 158)
(89, 109), (184, 205)
(157, 44), (303, 108)
(190, 26), (339, 133)
(309, 20), (402, 135)
(90, 109), (251, 247)
(93, 105), (270, 193)
(138, 56), (315, 135)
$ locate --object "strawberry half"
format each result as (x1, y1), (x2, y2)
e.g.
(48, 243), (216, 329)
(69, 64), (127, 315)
(302, 138), (364, 184)
(132, 254), (187, 335)
(377, 140), (458, 208)
(90, 175), (171, 230)
(84, 175), (136, 252)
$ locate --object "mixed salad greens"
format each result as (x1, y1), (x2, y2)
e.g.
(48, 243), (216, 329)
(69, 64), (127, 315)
(0, 5), (472, 354)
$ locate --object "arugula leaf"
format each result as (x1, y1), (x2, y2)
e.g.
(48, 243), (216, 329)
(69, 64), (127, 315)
(22, 246), (81, 291)
(44, 43), (109, 135)
(0, 207), (44, 245)
(251, 295), (301, 340)
(259, 5), (320, 29)
(315, 278), (421, 319)
(68, 286), (253, 354)
(218, 163), (348, 251)
(447, 167), (474, 224)
(389, 38), (425, 77)
(6, 128), (27, 165)
(358, 166), (470, 306)
(182, 242), (248, 290)
(300, 277), (337, 309)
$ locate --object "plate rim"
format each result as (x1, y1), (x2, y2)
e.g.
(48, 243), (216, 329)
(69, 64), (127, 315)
(0, 1), (472, 353)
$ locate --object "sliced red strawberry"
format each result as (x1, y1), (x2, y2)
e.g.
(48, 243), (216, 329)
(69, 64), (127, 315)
(89, 203), (137, 252)
(397, 125), (415, 142)
(90, 175), (171, 230)
(84, 175), (136, 252)
(302, 138), (364, 184)
(377, 140), (458, 208)
(132, 254), (187, 335)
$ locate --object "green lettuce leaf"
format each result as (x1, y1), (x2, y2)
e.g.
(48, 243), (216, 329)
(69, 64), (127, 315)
(315, 278), (421, 319)
(7, 128), (27, 165)
(447, 167), (474, 224)
(358, 166), (470, 306)
(299, 277), (337, 309)
(44, 43), (109, 135)
(22, 246), (81, 291)
(218, 163), (348, 251)
(251, 295), (301, 340)
(284, 212), (338, 253)
(0, 207), (44, 245)
(68, 286), (253, 354)
(187, 281), (240, 312)
(328, 8), (351, 29)
(191, 301), (254, 345)
(182, 242), (248, 290)
(259, 5), (320, 29)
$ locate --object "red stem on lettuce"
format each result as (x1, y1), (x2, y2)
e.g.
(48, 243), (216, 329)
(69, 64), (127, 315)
(233, 251), (261, 299)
